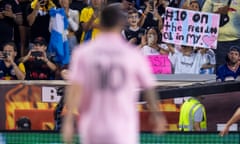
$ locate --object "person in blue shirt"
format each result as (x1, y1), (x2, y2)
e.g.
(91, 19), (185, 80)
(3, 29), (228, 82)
(216, 46), (240, 82)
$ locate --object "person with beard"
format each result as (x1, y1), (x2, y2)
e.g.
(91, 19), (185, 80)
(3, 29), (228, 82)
(216, 46), (240, 82)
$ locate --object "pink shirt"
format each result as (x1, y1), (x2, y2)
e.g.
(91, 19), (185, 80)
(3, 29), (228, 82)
(68, 33), (155, 144)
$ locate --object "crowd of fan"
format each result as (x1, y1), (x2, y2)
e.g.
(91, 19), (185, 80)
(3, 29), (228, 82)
(0, 0), (239, 81)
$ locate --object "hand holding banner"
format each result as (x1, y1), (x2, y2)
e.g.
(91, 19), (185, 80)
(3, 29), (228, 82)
(147, 55), (172, 74)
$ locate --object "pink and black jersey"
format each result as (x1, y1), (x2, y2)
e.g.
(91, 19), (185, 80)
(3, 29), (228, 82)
(68, 33), (155, 144)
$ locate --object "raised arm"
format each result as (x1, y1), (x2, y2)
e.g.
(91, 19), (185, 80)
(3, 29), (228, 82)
(27, 2), (40, 26)
(68, 10), (79, 32)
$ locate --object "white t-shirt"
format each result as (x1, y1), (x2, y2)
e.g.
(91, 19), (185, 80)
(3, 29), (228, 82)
(199, 49), (216, 74)
(168, 49), (202, 74)
(141, 45), (160, 55)
(141, 44), (168, 55)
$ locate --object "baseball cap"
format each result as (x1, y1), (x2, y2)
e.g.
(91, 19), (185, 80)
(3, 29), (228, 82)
(33, 37), (47, 46)
(229, 45), (240, 53)
(16, 117), (31, 130)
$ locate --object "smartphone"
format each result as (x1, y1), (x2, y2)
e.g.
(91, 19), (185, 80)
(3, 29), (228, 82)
(31, 51), (43, 57)
(2, 52), (10, 59)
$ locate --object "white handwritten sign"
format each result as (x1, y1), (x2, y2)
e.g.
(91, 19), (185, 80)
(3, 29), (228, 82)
(162, 7), (220, 49)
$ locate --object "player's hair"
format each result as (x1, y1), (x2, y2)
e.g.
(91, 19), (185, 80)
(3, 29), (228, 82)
(100, 3), (126, 29)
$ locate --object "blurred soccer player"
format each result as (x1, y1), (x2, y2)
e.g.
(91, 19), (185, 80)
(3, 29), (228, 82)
(62, 3), (167, 144)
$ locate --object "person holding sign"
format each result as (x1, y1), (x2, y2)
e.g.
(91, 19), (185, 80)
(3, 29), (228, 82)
(140, 27), (172, 74)
(168, 44), (202, 74)
(179, 0), (205, 9)
(182, 0), (201, 11)
(141, 27), (169, 55)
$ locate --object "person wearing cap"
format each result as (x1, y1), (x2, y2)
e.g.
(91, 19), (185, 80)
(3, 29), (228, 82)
(0, 42), (26, 80)
(62, 3), (167, 144)
(216, 46), (240, 82)
(21, 37), (57, 80)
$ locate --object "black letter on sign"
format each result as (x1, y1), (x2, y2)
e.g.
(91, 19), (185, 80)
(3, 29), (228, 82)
(165, 9), (174, 21)
(192, 13), (200, 23)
